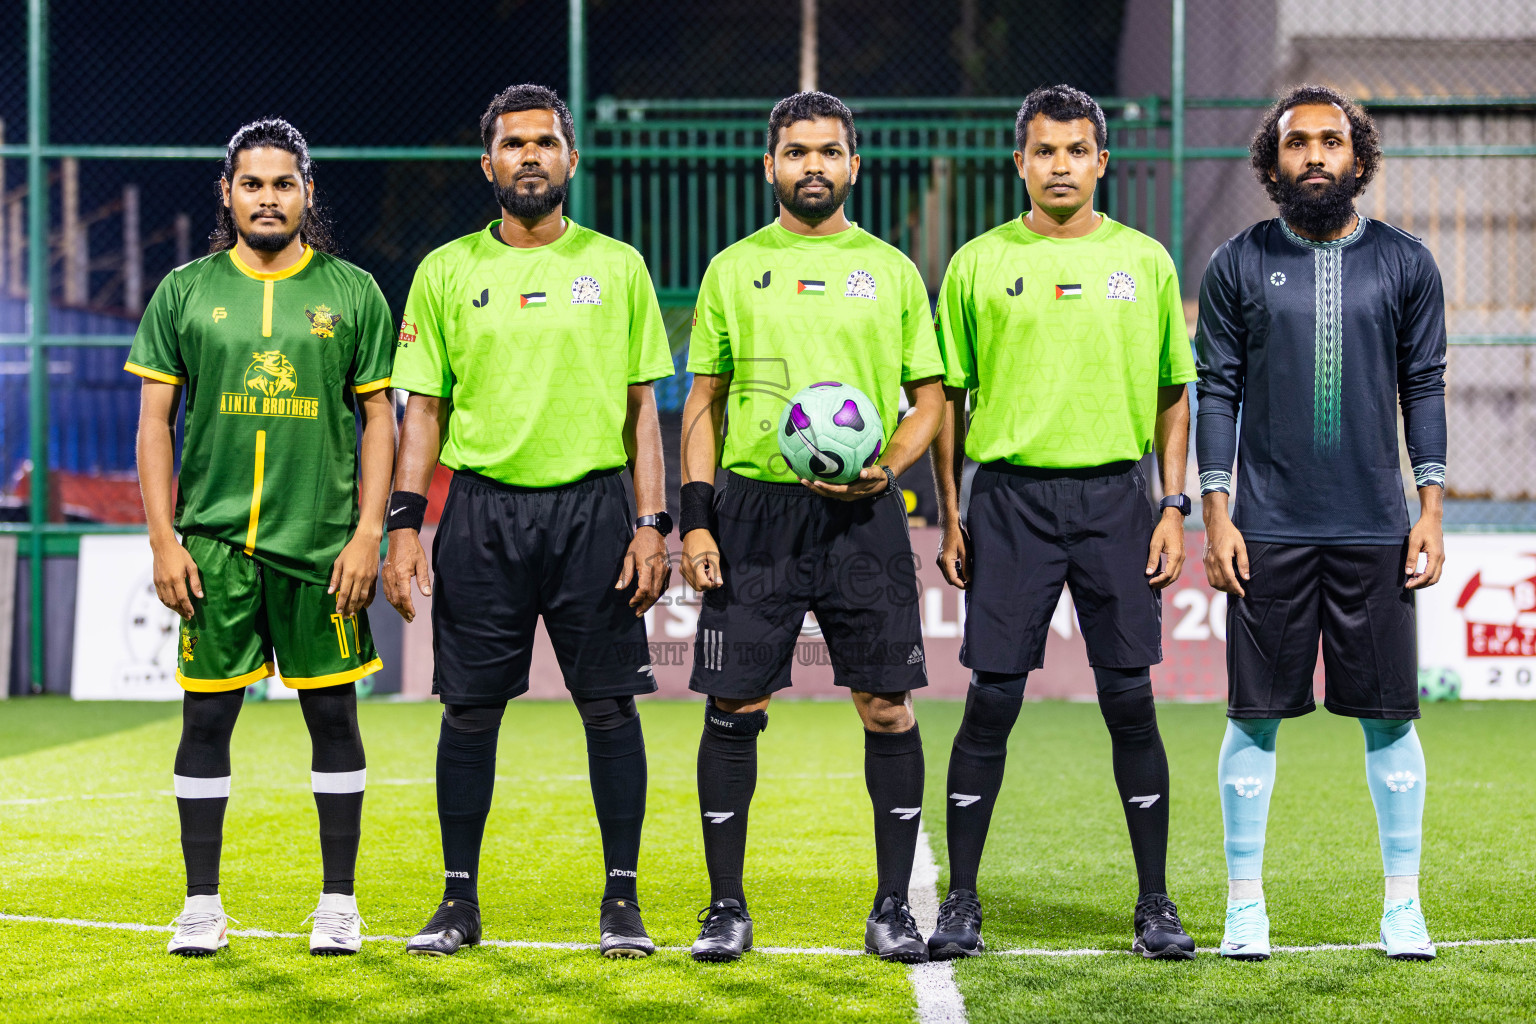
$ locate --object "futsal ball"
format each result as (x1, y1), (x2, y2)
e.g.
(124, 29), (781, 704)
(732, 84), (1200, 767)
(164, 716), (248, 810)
(777, 381), (885, 485)
(1417, 666), (1462, 703)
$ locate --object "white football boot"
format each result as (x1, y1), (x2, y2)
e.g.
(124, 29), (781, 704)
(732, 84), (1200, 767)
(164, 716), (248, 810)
(167, 894), (231, 956)
(306, 892), (365, 955)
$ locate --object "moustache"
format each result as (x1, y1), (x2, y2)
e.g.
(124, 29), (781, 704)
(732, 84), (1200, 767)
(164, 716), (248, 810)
(796, 175), (835, 190)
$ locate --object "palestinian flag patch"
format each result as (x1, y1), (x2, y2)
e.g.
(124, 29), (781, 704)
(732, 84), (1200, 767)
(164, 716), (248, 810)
(520, 292), (547, 308)
(797, 280), (826, 295)
(1055, 284), (1082, 300)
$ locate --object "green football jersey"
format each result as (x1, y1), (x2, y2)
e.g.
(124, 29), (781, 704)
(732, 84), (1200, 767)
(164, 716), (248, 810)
(126, 246), (395, 586)
(936, 214), (1197, 468)
(688, 222), (943, 483)
(391, 219), (674, 488)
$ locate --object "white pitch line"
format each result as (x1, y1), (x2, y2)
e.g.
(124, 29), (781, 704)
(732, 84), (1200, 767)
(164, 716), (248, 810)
(5, 912), (1533, 962)
(909, 828), (969, 1024)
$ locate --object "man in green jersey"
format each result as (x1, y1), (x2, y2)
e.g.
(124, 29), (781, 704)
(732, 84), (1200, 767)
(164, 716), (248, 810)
(384, 84), (675, 959)
(926, 85), (1198, 961)
(680, 91), (946, 964)
(130, 119), (396, 957)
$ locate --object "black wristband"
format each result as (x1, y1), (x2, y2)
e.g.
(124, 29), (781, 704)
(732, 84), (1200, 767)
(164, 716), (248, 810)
(386, 490), (428, 532)
(679, 481), (717, 537)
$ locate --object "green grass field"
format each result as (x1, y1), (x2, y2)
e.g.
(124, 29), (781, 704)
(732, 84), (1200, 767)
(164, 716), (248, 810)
(1, 697), (1531, 1023)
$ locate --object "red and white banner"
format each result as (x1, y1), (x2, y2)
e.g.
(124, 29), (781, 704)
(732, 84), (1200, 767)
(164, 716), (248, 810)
(1417, 534), (1536, 699)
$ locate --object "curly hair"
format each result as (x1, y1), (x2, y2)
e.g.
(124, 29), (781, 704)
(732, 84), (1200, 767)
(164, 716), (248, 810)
(767, 91), (858, 155)
(480, 83), (576, 153)
(1015, 84), (1107, 152)
(208, 118), (336, 255)
(1250, 84), (1382, 200)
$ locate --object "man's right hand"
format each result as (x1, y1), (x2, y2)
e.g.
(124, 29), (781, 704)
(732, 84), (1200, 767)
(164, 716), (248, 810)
(681, 528), (724, 592)
(383, 528), (433, 622)
(937, 522), (970, 589)
(151, 536), (203, 620)
(1203, 514), (1251, 597)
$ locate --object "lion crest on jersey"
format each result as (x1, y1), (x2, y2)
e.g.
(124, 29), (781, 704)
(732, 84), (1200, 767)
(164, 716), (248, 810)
(844, 269), (877, 300)
(571, 275), (602, 305)
(306, 304), (342, 338)
(245, 351), (299, 397)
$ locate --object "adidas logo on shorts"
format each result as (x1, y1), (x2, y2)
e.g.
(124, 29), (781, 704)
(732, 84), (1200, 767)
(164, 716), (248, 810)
(906, 644), (925, 665)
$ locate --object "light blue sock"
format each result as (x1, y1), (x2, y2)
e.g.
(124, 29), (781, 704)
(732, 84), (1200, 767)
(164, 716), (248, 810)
(1218, 718), (1280, 883)
(1360, 719), (1426, 879)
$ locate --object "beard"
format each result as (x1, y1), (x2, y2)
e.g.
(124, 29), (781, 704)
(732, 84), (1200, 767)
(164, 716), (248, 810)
(1272, 166), (1359, 238)
(240, 208), (304, 252)
(775, 173), (852, 223)
(494, 170), (569, 220)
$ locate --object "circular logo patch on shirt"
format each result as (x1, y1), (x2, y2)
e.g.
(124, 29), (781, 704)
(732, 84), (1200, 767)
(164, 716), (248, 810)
(1269, 271), (1286, 286)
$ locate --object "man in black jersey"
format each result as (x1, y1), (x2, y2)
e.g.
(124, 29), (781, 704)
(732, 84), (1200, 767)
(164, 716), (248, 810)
(1195, 85), (1446, 962)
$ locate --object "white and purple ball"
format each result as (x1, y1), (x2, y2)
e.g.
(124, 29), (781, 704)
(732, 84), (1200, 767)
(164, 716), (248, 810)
(777, 381), (885, 485)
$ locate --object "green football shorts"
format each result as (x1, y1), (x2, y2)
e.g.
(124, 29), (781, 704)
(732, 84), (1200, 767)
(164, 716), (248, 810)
(176, 533), (381, 692)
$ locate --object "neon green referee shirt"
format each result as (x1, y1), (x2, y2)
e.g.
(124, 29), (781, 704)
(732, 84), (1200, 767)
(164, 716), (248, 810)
(936, 214), (1196, 468)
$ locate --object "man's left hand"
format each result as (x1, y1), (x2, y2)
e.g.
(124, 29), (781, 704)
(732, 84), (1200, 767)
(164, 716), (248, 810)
(1405, 515), (1445, 589)
(618, 526), (672, 615)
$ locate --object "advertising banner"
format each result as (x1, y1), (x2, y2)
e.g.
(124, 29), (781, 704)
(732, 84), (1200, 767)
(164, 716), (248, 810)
(1416, 534), (1536, 700)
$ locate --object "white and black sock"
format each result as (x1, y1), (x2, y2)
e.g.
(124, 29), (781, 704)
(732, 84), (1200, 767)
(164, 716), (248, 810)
(173, 689), (243, 897)
(299, 683), (366, 897)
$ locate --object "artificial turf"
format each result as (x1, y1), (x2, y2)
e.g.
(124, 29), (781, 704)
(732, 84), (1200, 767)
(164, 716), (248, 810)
(1, 696), (1531, 1023)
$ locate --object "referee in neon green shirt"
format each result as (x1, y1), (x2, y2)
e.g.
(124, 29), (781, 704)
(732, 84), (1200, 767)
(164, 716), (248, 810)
(383, 85), (675, 959)
(926, 85), (1198, 962)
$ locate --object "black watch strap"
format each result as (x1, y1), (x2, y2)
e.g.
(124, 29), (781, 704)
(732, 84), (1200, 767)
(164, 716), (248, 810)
(635, 511), (673, 537)
(1159, 493), (1192, 517)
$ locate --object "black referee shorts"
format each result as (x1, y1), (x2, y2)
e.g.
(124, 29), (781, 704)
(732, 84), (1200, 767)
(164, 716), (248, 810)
(689, 473), (928, 700)
(1227, 541), (1418, 720)
(961, 460), (1163, 674)
(430, 468), (657, 705)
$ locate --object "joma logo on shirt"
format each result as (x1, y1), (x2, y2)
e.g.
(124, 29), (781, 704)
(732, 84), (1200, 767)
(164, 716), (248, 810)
(219, 350), (319, 419)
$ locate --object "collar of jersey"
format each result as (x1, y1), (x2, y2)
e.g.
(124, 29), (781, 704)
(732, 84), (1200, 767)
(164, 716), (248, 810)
(484, 217), (579, 253)
(1278, 214), (1367, 251)
(767, 220), (862, 247)
(1011, 212), (1116, 244)
(228, 245), (314, 281)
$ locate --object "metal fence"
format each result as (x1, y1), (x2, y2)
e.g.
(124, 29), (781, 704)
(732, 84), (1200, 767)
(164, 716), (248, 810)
(3, 0), (1535, 690)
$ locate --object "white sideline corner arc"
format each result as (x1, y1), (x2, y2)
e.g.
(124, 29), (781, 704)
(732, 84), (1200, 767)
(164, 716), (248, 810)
(910, 828), (969, 1024)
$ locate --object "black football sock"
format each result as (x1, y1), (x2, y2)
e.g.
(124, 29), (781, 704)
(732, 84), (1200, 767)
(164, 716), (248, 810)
(173, 689), (244, 897)
(697, 699), (768, 909)
(437, 702), (506, 905)
(298, 683), (366, 897)
(944, 673), (1027, 895)
(865, 722), (925, 909)
(576, 696), (647, 903)
(1096, 671), (1170, 897)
